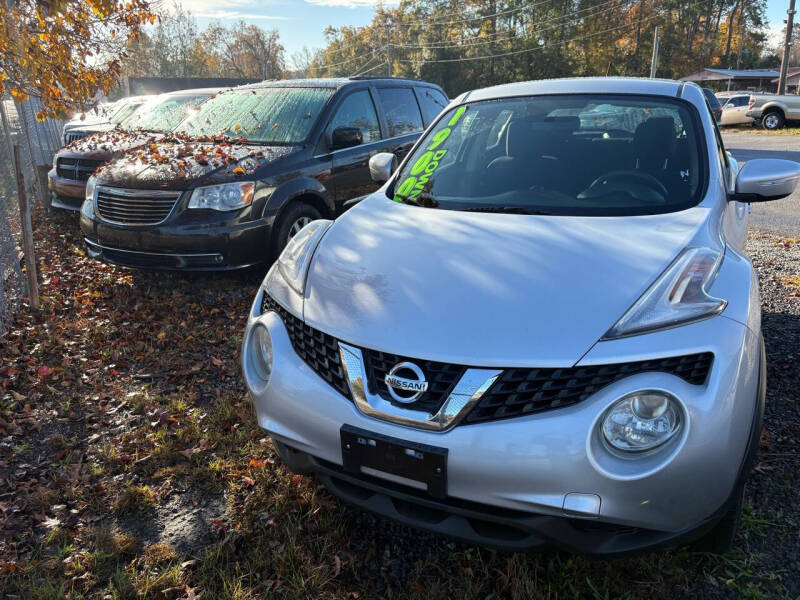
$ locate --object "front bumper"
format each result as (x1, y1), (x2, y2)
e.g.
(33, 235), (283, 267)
(80, 204), (271, 271)
(48, 168), (86, 210)
(244, 288), (762, 553)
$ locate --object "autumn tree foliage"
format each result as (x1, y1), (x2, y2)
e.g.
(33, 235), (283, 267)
(0, 0), (157, 120)
(124, 7), (285, 80)
(310, 0), (772, 95)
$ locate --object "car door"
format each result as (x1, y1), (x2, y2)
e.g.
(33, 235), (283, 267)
(714, 119), (747, 249)
(731, 96), (752, 124)
(373, 86), (426, 168)
(323, 88), (385, 208)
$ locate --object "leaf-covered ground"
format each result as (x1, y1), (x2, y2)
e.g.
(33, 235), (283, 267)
(1, 209), (799, 599)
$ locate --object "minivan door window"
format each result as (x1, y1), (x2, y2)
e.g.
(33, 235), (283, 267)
(415, 87), (448, 125)
(328, 90), (381, 147)
(377, 88), (424, 137)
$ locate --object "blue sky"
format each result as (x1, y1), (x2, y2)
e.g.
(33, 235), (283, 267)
(183, 0), (791, 62)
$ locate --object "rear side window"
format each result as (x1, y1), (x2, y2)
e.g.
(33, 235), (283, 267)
(377, 88), (424, 137)
(328, 90), (381, 144)
(416, 87), (449, 124)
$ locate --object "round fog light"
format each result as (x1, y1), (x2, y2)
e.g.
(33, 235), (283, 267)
(602, 391), (681, 452)
(249, 325), (273, 383)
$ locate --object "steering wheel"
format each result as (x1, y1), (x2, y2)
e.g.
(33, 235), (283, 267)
(578, 170), (668, 203)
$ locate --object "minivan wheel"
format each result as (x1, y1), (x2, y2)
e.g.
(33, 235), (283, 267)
(762, 111), (784, 130)
(271, 201), (322, 258)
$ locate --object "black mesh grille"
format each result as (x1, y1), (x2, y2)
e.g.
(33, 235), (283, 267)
(261, 294), (350, 400)
(259, 292), (712, 424)
(362, 350), (465, 414)
(463, 353), (713, 424)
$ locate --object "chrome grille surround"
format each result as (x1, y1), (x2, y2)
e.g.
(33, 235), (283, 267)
(94, 186), (182, 226)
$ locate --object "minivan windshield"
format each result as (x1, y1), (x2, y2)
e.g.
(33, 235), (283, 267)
(176, 87), (334, 144)
(109, 100), (145, 125)
(121, 94), (210, 132)
(392, 94), (705, 216)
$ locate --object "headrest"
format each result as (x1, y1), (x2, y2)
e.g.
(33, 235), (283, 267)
(634, 117), (677, 169)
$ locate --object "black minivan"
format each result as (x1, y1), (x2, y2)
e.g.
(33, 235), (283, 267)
(80, 77), (448, 270)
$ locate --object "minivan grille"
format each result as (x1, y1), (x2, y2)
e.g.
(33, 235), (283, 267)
(464, 353), (713, 424)
(96, 187), (181, 225)
(259, 293), (713, 425)
(56, 157), (103, 182)
(64, 131), (90, 144)
(261, 294), (351, 399)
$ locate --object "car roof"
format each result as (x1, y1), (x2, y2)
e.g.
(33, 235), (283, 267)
(235, 77), (442, 91)
(456, 77), (685, 104)
(163, 87), (223, 96)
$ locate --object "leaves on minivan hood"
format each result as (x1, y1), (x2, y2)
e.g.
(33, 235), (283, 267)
(59, 130), (163, 159)
(92, 134), (297, 189)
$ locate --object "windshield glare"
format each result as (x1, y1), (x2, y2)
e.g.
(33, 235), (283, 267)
(121, 94), (210, 132)
(392, 94), (704, 216)
(176, 87), (334, 144)
(109, 101), (143, 125)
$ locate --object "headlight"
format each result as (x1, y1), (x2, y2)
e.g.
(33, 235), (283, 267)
(602, 391), (682, 452)
(248, 324), (273, 383)
(605, 247), (726, 339)
(277, 219), (333, 295)
(82, 176), (96, 218)
(52, 154), (59, 170)
(188, 181), (255, 211)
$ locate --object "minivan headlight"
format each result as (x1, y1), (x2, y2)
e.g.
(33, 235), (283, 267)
(277, 219), (333, 295)
(188, 181), (255, 211)
(605, 247), (726, 339)
(602, 391), (682, 452)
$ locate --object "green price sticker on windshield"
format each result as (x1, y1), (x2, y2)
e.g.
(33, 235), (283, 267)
(394, 105), (467, 203)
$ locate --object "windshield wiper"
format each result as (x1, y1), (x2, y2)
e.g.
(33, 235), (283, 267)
(462, 205), (554, 215)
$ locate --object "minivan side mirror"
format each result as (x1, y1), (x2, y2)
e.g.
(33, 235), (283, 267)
(330, 126), (363, 151)
(369, 152), (397, 183)
(729, 158), (800, 202)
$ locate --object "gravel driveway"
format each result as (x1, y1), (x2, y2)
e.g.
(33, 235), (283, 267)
(723, 131), (800, 237)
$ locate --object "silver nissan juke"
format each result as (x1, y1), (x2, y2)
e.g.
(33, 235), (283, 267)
(242, 78), (800, 555)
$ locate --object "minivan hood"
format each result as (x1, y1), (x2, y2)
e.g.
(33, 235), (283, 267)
(59, 130), (161, 161)
(303, 195), (709, 367)
(93, 139), (299, 190)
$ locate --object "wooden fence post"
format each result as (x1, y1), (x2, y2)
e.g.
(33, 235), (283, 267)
(12, 144), (40, 311)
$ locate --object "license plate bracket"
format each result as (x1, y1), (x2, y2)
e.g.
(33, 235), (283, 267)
(340, 424), (448, 498)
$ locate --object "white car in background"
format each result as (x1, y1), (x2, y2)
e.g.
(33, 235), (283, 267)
(717, 94), (753, 126)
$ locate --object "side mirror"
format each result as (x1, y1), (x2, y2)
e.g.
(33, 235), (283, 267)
(330, 126), (362, 151)
(730, 158), (800, 202)
(369, 152), (397, 183)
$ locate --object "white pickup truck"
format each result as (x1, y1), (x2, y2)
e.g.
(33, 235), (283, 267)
(746, 93), (800, 130)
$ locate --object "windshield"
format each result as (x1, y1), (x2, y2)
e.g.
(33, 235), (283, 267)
(176, 87), (334, 144)
(392, 94), (705, 216)
(121, 94), (210, 132)
(110, 100), (144, 125)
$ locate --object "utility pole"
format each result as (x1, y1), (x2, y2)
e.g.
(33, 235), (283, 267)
(777, 0), (796, 95)
(649, 26), (660, 78)
(385, 19), (391, 77)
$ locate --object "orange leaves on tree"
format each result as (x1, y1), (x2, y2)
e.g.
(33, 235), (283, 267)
(0, 0), (157, 120)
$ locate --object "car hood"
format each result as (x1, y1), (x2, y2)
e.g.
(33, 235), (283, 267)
(92, 138), (299, 190)
(59, 130), (163, 161)
(303, 195), (710, 367)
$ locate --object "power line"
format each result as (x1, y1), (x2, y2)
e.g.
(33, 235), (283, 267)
(351, 58), (388, 78)
(322, 47), (376, 70)
(395, 10), (662, 64)
(389, 0), (624, 50)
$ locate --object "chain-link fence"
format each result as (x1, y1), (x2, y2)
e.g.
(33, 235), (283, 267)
(0, 94), (63, 332)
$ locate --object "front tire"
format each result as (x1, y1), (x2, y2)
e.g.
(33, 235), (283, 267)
(271, 201), (322, 259)
(762, 110), (785, 130)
